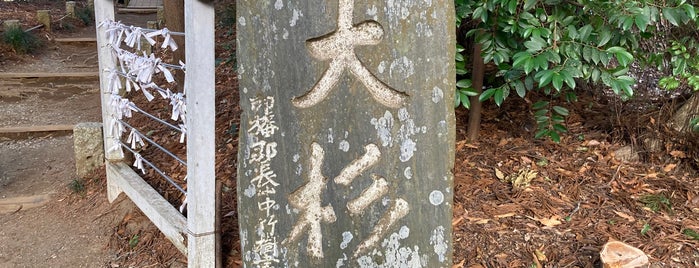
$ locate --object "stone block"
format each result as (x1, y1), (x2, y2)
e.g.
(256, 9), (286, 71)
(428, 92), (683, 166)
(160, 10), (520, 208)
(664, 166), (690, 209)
(66, 1), (76, 18)
(3, 20), (20, 31)
(37, 10), (51, 32)
(237, 1), (456, 266)
(73, 122), (104, 178)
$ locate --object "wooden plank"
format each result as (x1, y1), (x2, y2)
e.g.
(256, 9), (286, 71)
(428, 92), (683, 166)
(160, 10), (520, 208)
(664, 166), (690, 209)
(0, 194), (51, 214)
(54, 37), (97, 43)
(184, 1), (218, 267)
(0, 72), (99, 79)
(237, 1), (456, 266)
(117, 8), (158, 14)
(0, 125), (74, 139)
(106, 161), (188, 255)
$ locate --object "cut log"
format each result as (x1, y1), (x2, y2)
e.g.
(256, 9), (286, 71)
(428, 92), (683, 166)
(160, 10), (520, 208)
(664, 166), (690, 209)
(600, 240), (649, 268)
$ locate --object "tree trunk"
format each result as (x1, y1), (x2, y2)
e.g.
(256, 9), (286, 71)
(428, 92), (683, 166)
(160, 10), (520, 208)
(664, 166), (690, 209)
(467, 42), (485, 141)
(164, 0), (185, 90)
(670, 93), (699, 133)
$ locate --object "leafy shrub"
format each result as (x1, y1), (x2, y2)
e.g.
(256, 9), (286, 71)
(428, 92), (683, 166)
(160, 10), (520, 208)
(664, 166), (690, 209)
(76, 6), (95, 26)
(1, 26), (40, 54)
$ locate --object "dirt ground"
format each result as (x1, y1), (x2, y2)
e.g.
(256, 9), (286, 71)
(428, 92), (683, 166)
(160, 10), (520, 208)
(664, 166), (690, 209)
(1, 1), (166, 267)
(1, 1), (698, 268)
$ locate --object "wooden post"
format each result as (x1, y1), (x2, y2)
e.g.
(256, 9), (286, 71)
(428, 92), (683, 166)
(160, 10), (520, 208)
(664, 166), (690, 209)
(66, 1), (77, 18)
(237, 0), (456, 266)
(36, 10), (51, 32)
(94, 0), (123, 203)
(94, 0), (119, 162)
(184, 1), (218, 267)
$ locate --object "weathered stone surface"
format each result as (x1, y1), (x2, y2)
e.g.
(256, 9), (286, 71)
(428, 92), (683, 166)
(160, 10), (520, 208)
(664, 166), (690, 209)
(66, 1), (76, 18)
(614, 145), (640, 162)
(37, 10), (51, 33)
(74, 122), (104, 178)
(3, 20), (20, 31)
(237, 1), (455, 267)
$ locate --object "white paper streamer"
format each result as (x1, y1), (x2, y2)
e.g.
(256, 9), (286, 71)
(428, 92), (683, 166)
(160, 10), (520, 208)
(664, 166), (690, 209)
(127, 129), (146, 149)
(133, 153), (146, 174)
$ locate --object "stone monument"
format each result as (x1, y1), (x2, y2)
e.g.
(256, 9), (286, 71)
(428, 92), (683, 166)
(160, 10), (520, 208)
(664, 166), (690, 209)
(237, 1), (455, 266)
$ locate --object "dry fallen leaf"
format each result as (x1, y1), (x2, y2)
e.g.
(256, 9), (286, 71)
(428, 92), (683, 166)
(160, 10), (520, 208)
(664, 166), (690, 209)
(534, 248), (548, 262)
(533, 216), (562, 227)
(495, 213), (515, 218)
(663, 163), (677, 172)
(670, 150), (687, 158)
(614, 211), (636, 222)
(494, 168), (505, 180)
(587, 139), (601, 146)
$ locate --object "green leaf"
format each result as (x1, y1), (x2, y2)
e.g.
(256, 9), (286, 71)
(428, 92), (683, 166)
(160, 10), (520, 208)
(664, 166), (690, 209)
(454, 90), (462, 108)
(536, 69), (555, 87)
(578, 24), (592, 41)
(552, 106), (569, 116)
(523, 0), (537, 11)
(534, 129), (548, 139)
(567, 25), (578, 40)
(561, 69), (576, 88)
(582, 46), (592, 62)
(598, 30), (612, 47)
(532, 100), (549, 110)
(553, 123), (568, 132)
(513, 51), (533, 69)
(549, 130), (561, 143)
(455, 52), (464, 62)
(479, 88), (497, 102)
(525, 36), (546, 52)
(662, 7), (681, 26)
(456, 79), (472, 89)
(525, 76), (535, 90)
(460, 87), (480, 96)
(682, 4), (696, 20)
(607, 47), (633, 67)
(515, 80), (526, 98)
(683, 229), (699, 241)
(456, 44), (465, 53)
(494, 88), (505, 106)
(534, 109), (548, 117)
(635, 13), (650, 32)
(641, 223), (651, 235)
(552, 72), (564, 91)
(474, 6), (487, 22)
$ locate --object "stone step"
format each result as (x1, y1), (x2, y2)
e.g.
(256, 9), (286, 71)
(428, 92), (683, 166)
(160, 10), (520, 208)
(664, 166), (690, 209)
(54, 37), (97, 44)
(0, 72), (99, 79)
(0, 194), (52, 214)
(0, 125), (74, 140)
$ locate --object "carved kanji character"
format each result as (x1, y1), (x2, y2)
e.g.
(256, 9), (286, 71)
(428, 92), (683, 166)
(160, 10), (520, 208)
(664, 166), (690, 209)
(292, 0), (407, 109)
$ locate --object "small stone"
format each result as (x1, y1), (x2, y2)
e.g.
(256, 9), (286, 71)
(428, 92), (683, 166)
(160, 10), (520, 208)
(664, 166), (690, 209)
(73, 122), (104, 179)
(600, 240), (649, 268)
(614, 146), (640, 162)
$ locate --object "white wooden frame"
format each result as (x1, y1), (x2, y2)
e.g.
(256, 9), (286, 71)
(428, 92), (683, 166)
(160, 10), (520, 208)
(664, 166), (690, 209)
(94, 0), (218, 267)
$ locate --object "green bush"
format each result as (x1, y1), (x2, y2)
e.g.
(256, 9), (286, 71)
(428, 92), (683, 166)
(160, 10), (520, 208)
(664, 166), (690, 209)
(2, 26), (40, 54)
(76, 6), (95, 26)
